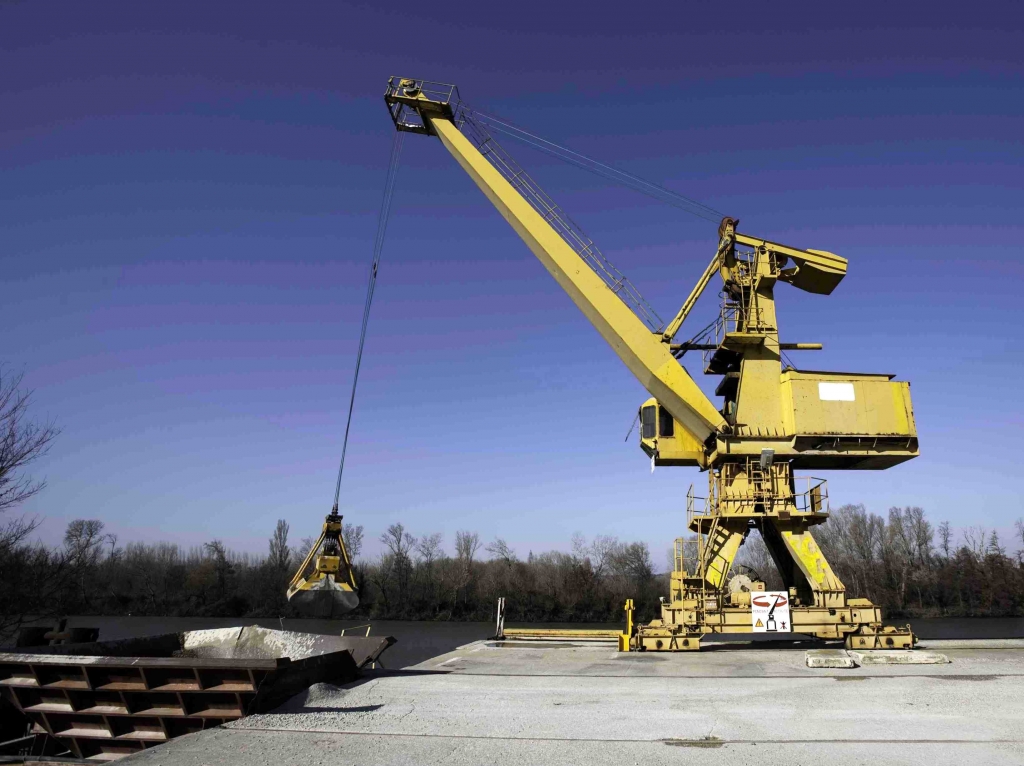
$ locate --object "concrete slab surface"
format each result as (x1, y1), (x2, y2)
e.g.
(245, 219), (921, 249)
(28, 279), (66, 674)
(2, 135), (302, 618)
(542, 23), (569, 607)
(923, 638), (1024, 649)
(850, 648), (950, 665)
(122, 640), (1024, 766)
(805, 648), (856, 668)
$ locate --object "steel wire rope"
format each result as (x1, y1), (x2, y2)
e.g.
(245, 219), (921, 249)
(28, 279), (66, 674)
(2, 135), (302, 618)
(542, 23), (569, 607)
(331, 131), (405, 511)
(457, 110), (665, 331)
(465, 108), (725, 224)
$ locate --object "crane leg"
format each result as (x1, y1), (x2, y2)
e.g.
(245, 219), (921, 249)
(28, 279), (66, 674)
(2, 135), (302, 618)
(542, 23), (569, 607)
(629, 461), (915, 650)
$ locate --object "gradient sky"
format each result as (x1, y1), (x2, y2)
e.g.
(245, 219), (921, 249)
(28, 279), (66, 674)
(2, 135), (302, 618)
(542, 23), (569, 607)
(3, 1), (1023, 563)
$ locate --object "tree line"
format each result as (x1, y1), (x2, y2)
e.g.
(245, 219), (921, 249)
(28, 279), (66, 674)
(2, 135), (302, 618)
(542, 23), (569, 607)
(738, 504), (1024, 618)
(2, 367), (1024, 640)
(3, 504), (1024, 641)
(1, 518), (664, 637)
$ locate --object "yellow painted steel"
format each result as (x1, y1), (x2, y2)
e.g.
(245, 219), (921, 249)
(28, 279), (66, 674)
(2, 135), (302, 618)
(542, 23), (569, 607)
(780, 371), (916, 438)
(384, 78), (919, 652)
(638, 397), (705, 467)
(286, 511), (359, 616)
(618, 599), (634, 651)
(732, 233), (847, 294)
(427, 116), (726, 443)
(662, 251), (722, 342)
(502, 629), (620, 640)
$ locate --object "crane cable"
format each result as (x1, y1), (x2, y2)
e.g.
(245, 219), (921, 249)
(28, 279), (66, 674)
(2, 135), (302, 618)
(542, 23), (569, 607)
(464, 108), (725, 224)
(331, 130), (405, 511)
(329, 104), (718, 505)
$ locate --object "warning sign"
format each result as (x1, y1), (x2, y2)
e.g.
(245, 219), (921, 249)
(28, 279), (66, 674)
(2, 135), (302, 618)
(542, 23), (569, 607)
(751, 591), (790, 633)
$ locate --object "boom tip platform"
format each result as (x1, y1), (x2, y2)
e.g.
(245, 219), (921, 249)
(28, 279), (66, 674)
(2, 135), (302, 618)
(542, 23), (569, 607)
(385, 77), (461, 136)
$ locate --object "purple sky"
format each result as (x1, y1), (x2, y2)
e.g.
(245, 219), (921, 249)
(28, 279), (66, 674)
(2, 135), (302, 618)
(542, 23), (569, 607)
(4, 1), (1023, 562)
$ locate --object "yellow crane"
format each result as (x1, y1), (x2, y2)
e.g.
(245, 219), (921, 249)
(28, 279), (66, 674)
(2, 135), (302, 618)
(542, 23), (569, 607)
(384, 78), (918, 650)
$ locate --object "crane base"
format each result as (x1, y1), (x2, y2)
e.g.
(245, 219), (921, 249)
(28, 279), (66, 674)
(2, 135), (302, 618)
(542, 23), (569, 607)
(628, 602), (916, 652)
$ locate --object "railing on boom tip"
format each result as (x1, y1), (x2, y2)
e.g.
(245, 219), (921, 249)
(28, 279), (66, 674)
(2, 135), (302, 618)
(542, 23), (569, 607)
(384, 77), (665, 332)
(384, 77), (464, 134)
(456, 111), (665, 333)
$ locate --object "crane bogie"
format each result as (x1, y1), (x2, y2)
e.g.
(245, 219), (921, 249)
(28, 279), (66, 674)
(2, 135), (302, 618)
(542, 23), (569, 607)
(385, 77), (919, 651)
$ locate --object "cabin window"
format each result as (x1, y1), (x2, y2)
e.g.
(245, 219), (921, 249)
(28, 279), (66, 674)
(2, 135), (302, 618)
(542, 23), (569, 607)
(658, 406), (675, 438)
(641, 406), (656, 439)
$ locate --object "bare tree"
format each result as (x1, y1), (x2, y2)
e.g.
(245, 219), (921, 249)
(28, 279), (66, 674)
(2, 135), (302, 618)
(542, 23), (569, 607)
(589, 535), (618, 580)
(381, 524), (415, 561)
(0, 369), (61, 517)
(0, 368), (61, 591)
(381, 524), (415, 609)
(938, 521), (952, 559)
(734, 530), (784, 590)
(367, 552), (396, 614)
(610, 541), (653, 586)
(486, 537), (517, 566)
(343, 523), (364, 561)
(64, 519), (107, 564)
(570, 533), (589, 564)
(962, 526), (988, 559)
(203, 540), (234, 601)
(63, 519), (108, 611)
(455, 531), (481, 563)
(0, 539), (66, 641)
(293, 535), (316, 564)
(884, 507), (933, 609)
(450, 531), (481, 615)
(416, 532), (444, 565)
(415, 533), (444, 613)
(268, 520), (290, 571)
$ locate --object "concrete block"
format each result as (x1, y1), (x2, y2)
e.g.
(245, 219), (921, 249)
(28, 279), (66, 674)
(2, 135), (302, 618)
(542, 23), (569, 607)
(848, 649), (949, 665)
(806, 649), (857, 668)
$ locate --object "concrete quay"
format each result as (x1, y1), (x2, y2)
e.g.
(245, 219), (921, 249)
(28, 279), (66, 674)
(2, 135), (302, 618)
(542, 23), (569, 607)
(123, 638), (1024, 765)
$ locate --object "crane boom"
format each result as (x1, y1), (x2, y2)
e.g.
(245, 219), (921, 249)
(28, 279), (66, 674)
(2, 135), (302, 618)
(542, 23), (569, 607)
(385, 81), (726, 441)
(385, 77), (920, 652)
(429, 117), (726, 441)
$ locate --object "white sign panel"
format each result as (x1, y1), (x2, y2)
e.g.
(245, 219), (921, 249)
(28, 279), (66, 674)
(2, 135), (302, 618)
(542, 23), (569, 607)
(751, 591), (791, 633)
(818, 381), (856, 401)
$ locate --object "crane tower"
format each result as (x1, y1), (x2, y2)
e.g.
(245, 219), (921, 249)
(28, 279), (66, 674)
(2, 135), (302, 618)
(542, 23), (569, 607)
(384, 78), (918, 650)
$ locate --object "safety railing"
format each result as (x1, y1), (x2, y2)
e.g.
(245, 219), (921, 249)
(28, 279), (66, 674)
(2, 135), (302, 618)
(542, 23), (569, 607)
(339, 624), (373, 637)
(384, 77), (463, 134)
(688, 463), (829, 517)
(729, 246), (782, 285)
(793, 476), (829, 514)
(701, 301), (770, 371)
(674, 536), (700, 578)
(685, 482), (713, 527)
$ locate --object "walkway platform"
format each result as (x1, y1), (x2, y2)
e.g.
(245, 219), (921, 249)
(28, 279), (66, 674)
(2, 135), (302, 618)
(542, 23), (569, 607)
(121, 638), (1024, 765)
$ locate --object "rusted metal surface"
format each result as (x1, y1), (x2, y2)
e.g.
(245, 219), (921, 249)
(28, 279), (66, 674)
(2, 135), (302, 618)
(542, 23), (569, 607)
(0, 627), (393, 761)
